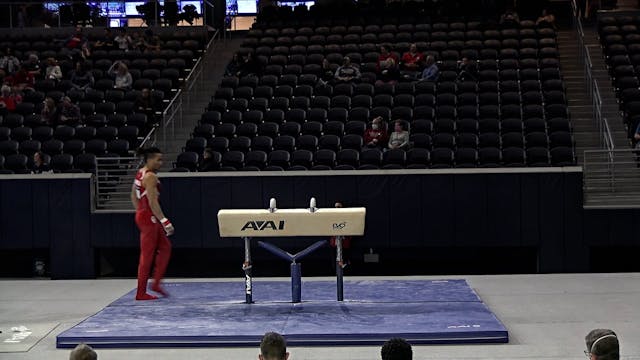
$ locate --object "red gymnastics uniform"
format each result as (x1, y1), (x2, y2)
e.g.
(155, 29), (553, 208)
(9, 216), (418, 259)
(134, 167), (171, 299)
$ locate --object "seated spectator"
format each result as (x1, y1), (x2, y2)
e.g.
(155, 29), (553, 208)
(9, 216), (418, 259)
(536, 8), (556, 29)
(23, 54), (42, 79)
(94, 28), (115, 50)
(421, 55), (439, 81)
(225, 54), (243, 77)
(0, 48), (21, 75)
(131, 32), (145, 52)
(41, 97), (60, 125)
(59, 96), (81, 126)
(364, 116), (388, 149)
(69, 343), (97, 360)
(457, 57), (478, 82)
(70, 62), (94, 90)
(319, 58), (335, 84)
(66, 26), (86, 50)
(143, 30), (162, 53)
(135, 88), (157, 120)
(200, 148), (219, 171)
(585, 329), (619, 360)
(114, 28), (132, 52)
(381, 338), (412, 360)
(388, 120), (410, 150)
(12, 65), (35, 91)
(0, 84), (22, 114)
(377, 45), (400, 83)
(334, 56), (361, 84)
(401, 44), (424, 77)
(500, 7), (520, 26)
(259, 332), (289, 360)
(31, 151), (51, 174)
(239, 52), (261, 77)
(108, 61), (133, 90)
(45, 58), (63, 81)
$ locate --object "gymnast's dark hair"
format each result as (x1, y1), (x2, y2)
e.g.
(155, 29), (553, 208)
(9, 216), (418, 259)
(260, 332), (287, 360)
(137, 147), (162, 162)
(381, 338), (413, 360)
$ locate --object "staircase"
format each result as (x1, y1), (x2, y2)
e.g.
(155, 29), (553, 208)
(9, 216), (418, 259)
(557, 27), (627, 164)
(156, 34), (246, 170)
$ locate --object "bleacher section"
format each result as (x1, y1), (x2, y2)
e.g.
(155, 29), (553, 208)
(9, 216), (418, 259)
(177, 8), (575, 171)
(0, 27), (208, 174)
(599, 15), (640, 144)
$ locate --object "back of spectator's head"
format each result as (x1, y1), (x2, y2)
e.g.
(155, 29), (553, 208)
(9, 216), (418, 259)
(259, 332), (289, 360)
(381, 338), (412, 360)
(69, 343), (97, 360)
(586, 329), (619, 360)
(1, 84), (11, 95)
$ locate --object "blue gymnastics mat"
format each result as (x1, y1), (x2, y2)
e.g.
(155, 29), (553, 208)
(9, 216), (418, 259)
(56, 279), (508, 348)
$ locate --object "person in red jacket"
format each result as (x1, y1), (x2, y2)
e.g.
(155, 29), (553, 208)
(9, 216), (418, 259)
(329, 201), (352, 269)
(363, 116), (388, 149)
(377, 45), (399, 83)
(401, 43), (425, 79)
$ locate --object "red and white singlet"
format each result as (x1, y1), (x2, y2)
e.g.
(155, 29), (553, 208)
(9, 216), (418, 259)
(134, 168), (161, 216)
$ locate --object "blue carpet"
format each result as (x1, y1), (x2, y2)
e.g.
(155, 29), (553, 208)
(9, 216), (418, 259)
(56, 280), (508, 348)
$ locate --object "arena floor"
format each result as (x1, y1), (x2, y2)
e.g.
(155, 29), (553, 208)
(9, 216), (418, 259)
(0, 274), (639, 360)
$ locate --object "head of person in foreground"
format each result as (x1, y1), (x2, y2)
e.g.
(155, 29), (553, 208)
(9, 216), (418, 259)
(585, 329), (619, 360)
(259, 332), (289, 360)
(381, 337), (412, 360)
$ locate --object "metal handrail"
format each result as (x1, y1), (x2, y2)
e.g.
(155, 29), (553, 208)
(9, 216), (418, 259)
(572, 0), (616, 152)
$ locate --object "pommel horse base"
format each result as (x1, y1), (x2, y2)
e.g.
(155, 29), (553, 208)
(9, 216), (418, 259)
(217, 197), (366, 303)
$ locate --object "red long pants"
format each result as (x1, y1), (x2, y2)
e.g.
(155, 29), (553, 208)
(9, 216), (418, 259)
(135, 212), (172, 296)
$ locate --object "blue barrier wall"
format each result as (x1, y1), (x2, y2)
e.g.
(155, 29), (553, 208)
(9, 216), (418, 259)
(2, 168), (639, 278)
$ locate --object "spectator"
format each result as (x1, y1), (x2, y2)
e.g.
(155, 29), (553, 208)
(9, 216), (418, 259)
(457, 57), (478, 82)
(0, 48), (21, 75)
(23, 54), (42, 78)
(41, 97), (60, 125)
(135, 88), (157, 120)
(108, 61), (133, 90)
(421, 55), (439, 81)
(66, 26), (86, 50)
(381, 338), (412, 360)
(69, 343), (97, 360)
(59, 96), (81, 126)
(12, 65), (35, 91)
(131, 32), (145, 52)
(143, 30), (162, 53)
(319, 58), (335, 84)
(114, 28), (133, 52)
(239, 52), (261, 77)
(585, 329), (619, 360)
(225, 54), (243, 77)
(94, 28), (115, 50)
(70, 62), (94, 91)
(199, 148), (219, 171)
(364, 116), (388, 149)
(329, 201), (352, 268)
(31, 151), (51, 174)
(388, 120), (410, 150)
(334, 56), (361, 83)
(377, 45), (400, 83)
(45, 58), (63, 81)
(0, 84), (22, 114)
(401, 44), (424, 77)
(259, 332), (289, 360)
(536, 8), (556, 29)
(500, 7), (520, 26)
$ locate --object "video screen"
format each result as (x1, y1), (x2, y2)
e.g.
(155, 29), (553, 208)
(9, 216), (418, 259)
(237, 0), (257, 13)
(125, 1), (146, 16)
(278, 0), (315, 9)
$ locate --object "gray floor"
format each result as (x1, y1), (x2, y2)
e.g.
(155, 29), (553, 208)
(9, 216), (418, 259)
(0, 274), (639, 360)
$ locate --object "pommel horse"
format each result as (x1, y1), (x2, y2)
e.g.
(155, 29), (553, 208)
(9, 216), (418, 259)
(217, 198), (366, 304)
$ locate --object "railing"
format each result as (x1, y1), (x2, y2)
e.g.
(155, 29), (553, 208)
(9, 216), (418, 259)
(571, 0), (616, 153)
(583, 148), (640, 208)
(94, 156), (140, 212)
(156, 29), (219, 149)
